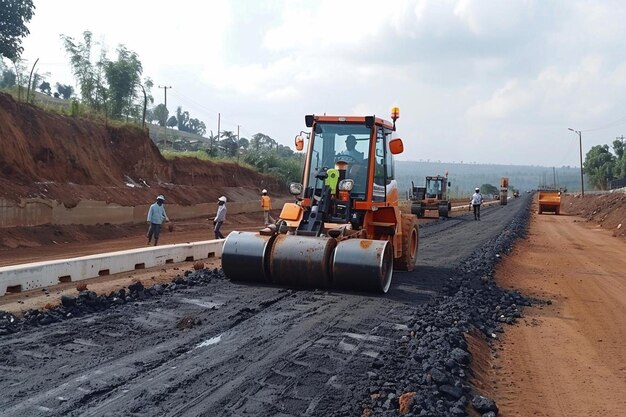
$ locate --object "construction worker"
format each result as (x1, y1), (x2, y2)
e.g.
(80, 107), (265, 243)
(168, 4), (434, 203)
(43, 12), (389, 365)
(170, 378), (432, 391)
(260, 189), (275, 225)
(213, 196), (227, 239)
(470, 187), (484, 220)
(147, 194), (169, 246)
(336, 135), (364, 162)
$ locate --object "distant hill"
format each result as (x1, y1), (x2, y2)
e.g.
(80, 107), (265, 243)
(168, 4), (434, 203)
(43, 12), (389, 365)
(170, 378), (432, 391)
(395, 161), (583, 198)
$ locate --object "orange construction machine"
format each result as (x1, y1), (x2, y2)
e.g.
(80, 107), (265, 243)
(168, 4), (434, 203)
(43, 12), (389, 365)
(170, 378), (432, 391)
(410, 174), (452, 218)
(221, 108), (419, 293)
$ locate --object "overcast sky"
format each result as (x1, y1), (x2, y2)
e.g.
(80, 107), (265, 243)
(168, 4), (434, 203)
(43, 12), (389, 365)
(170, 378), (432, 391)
(16, 0), (626, 167)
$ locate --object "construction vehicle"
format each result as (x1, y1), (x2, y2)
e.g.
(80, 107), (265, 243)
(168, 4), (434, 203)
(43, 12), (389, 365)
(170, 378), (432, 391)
(538, 189), (561, 214)
(221, 109), (418, 293)
(409, 174), (452, 218)
(500, 177), (509, 205)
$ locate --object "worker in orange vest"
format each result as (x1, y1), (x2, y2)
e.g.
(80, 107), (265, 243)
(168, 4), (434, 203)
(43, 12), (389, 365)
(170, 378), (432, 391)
(260, 189), (275, 225)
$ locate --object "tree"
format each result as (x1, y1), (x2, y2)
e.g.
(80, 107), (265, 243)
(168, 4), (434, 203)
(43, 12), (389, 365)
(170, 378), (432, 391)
(479, 184), (499, 195)
(55, 83), (73, 99)
(152, 103), (168, 126)
(176, 106), (190, 131)
(0, 69), (17, 88)
(0, 0), (35, 60)
(613, 139), (626, 179)
(104, 45), (142, 119)
(61, 31), (107, 111)
(188, 118), (206, 136)
(39, 80), (51, 95)
(584, 145), (615, 190)
(166, 115), (177, 128)
(251, 133), (276, 150)
(219, 130), (238, 156)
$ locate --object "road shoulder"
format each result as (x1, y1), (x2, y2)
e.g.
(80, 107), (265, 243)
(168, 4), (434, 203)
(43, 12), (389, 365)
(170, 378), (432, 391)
(475, 206), (626, 416)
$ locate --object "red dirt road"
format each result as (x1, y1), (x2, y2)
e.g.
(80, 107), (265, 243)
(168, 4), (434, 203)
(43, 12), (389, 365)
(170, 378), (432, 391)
(484, 201), (626, 416)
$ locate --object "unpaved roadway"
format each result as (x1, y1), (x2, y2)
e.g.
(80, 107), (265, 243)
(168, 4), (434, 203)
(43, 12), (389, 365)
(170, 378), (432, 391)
(0, 198), (528, 416)
(481, 202), (626, 416)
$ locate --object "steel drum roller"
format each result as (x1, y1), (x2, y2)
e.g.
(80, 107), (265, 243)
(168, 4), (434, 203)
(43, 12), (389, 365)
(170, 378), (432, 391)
(221, 231), (275, 283)
(332, 239), (393, 293)
(269, 234), (336, 288)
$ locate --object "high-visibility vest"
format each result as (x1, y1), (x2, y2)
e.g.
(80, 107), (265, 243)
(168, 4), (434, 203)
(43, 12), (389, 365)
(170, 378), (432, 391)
(261, 195), (271, 210)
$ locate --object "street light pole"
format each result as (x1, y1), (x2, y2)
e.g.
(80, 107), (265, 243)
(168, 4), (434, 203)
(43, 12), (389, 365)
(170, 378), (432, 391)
(568, 128), (584, 197)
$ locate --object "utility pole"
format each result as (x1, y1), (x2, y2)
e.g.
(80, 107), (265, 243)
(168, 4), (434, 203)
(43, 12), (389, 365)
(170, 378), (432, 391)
(217, 113), (221, 148)
(568, 128), (584, 197)
(237, 124), (240, 165)
(158, 85), (171, 148)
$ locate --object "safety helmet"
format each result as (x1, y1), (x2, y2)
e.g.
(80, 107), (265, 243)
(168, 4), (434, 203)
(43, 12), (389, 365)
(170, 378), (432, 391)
(218, 196), (227, 202)
(262, 189), (267, 194)
(156, 194), (165, 201)
(475, 188), (480, 192)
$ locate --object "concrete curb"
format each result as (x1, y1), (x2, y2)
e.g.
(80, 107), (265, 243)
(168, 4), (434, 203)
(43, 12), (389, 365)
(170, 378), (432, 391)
(0, 239), (224, 296)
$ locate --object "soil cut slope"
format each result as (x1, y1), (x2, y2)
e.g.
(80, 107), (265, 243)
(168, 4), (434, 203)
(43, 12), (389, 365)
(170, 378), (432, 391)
(0, 92), (282, 206)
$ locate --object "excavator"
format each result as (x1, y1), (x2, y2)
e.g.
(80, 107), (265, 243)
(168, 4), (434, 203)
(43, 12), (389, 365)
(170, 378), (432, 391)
(221, 108), (419, 293)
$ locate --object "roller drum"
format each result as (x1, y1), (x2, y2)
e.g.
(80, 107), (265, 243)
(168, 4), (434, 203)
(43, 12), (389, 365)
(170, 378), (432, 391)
(332, 239), (393, 293)
(269, 234), (336, 289)
(221, 231), (275, 283)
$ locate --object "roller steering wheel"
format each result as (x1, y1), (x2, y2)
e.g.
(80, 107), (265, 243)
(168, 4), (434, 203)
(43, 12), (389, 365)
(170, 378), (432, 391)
(336, 154), (358, 164)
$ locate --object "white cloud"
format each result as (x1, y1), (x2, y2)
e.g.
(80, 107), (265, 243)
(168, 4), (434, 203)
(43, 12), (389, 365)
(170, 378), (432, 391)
(11, 0), (626, 167)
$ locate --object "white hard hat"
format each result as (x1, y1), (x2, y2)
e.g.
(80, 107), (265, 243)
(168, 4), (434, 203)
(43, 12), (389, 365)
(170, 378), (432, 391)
(156, 194), (165, 201)
(475, 188), (480, 192)
(218, 196), (227, 202)
(262, 189), (267, 194)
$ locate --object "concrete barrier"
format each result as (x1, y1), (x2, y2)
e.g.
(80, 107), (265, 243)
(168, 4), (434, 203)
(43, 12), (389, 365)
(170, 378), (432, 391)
(0, 239), (224, 296)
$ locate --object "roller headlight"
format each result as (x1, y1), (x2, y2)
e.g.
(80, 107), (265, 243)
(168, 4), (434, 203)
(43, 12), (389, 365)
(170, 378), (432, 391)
(338, 179), (354, 192)
(289, 182), (303, 195)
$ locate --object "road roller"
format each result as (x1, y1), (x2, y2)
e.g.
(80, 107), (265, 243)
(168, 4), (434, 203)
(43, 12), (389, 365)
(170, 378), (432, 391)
(222, 108), (419, 293)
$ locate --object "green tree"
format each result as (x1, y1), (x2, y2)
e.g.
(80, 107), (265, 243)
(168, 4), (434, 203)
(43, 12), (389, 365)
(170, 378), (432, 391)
(613, 139), (626, 179)
(219, 130), (238, 156)
(0, 0), (35, 60)
(175, 106), (190, 131)
(39, 80), (51, 95)
(61, 31), (107, 111)
(188, 118), (206, 136)
(0, 65), (16, 88)
(166, 115), (177, 128)
(55, 82), (73, 99)
(251, 133), (276, 150)
(152, 103), (168, 126)
(104, 45), (143, 119)
(584, 144), (615, 190)
(480, 184), (499, 195)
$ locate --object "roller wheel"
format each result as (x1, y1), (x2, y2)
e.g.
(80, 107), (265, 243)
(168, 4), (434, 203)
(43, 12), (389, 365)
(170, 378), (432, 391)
(395, 214), (419, 271)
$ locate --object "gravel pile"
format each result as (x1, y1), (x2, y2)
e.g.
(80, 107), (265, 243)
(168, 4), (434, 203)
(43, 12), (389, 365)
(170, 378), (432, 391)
(339, 199), (533, 417)
(0, 268), (224, 336)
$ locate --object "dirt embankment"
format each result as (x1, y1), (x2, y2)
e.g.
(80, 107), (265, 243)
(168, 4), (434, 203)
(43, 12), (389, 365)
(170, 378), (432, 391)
(0, 92), (283, 207)
(561, 192), (626, 240)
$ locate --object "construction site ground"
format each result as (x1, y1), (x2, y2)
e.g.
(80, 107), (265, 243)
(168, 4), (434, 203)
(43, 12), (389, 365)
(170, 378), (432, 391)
(1, 193), (624, 416)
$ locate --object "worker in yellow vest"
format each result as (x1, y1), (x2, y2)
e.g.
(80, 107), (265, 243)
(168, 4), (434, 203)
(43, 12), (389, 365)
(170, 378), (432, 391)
(260, 189), (275, 225)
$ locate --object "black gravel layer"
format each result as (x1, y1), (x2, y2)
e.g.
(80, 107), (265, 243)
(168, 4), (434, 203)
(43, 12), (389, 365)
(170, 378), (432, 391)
(0, 268), (225, 336)
(333, 197), (534, 417)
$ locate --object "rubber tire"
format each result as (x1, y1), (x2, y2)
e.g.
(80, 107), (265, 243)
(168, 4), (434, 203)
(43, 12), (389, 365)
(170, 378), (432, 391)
(395, 214), (419, 271)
